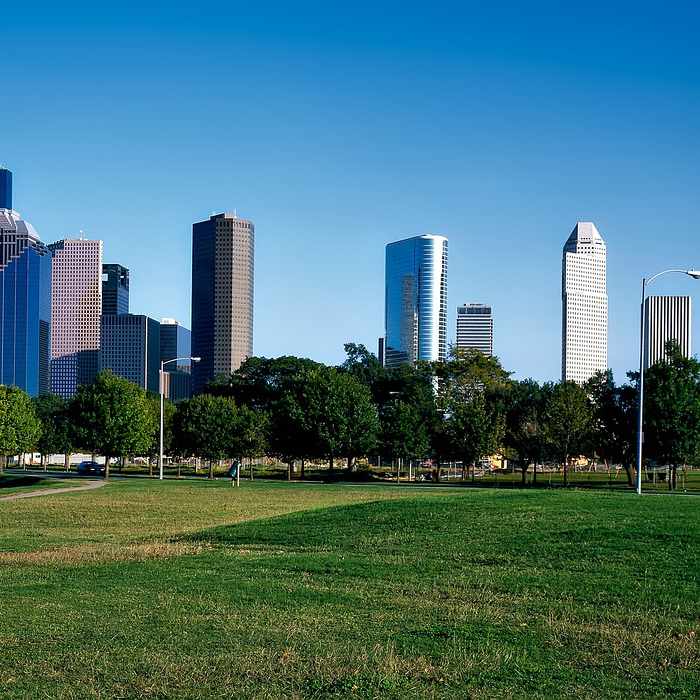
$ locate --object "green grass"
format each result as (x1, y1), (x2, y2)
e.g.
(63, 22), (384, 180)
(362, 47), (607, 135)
(1, 480), (698, 698)
(0, 473), (74, 496)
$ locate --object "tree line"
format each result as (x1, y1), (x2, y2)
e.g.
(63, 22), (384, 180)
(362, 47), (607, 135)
(0, 341), (698, 488)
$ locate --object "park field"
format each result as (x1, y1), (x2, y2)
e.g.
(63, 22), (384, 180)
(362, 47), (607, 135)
(0, 480), (698, 698)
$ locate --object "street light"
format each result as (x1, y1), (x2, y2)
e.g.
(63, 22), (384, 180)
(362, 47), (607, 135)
(159, 356), (201, 480)
(636, 269), (700, 495)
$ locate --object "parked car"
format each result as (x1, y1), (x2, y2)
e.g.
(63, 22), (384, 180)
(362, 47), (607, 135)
(77, 461), (105, 476)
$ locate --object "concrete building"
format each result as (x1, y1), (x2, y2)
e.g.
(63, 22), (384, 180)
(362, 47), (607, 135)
(643, 295), (692, 369)
(456, 304), (493, 356)
(100, 314), (160, 393)
(102, 263), (129, 315)
(191, 212), (254, 393)
(384, 234), (448, 367)
(160, 318), (192, 401)
(0, 170), (52, 396)
(49, 237), (103, 398)
(561, 222), (608, 383)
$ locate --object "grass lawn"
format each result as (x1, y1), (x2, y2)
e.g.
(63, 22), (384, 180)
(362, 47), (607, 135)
(0, 473), (74, 496)
(0, 480), (698, 698)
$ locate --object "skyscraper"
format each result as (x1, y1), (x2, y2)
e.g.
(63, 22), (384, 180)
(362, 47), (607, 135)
(0, 172), (52, 396)
(49, 238), (103, 398)
(102, 263), (129, 315)
(561, 222), (608, 383)
(191, 212), (254, 393)
(643, 295), (692, 369)
(384, 234), (448, 367)
(160, 318), (192, 401)
(0, 168), (12, 210)
(456, 303), (493, 356)
(100, 314), (160, 393)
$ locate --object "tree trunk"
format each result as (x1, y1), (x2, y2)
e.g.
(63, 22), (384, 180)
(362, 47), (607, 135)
(65, 452), (71, 472)
(0, 454), (4, 474)
(347, 456), (355, 471)
(623, 463), (633, 487)
(533, 462), (537, 485)
(300, 458), (305, 481)
(149, 457), (153, 478)
(104, 456), (110, 480)
(563, 454), (569, 487)
(521, 463), (527, 486)
(177, 461), (182, 479)
(287, 460), (292, 481)
(208, 460), (214, 480)
(329, 454), (334, 473)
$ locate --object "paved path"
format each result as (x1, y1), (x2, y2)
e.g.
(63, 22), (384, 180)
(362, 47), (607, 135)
(0, 480), (106, 502)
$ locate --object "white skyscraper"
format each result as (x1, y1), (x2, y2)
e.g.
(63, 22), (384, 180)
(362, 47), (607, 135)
(456, 304), (493, 356)
(643, 295), (692, 369)
(561, 222), (607, 383)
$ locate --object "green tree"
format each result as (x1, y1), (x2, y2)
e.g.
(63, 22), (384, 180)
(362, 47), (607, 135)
(33, 394), (72, 470)
(70, 371), (156, 479)
(544, 381), (593, 486)
(303, 366), (379, 471)
(0, 386), (42, 471)
(381, 399), (430, 468)
(643, 341), (700, 490)
(174, 394), (240, 479)
(505, 379), (551, 485)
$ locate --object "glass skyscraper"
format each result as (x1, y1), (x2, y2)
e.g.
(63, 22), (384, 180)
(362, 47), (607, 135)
(384, 234), (448, 367)
(102, 263), (129, 315)
(191, 212), (254, 394)
(0, 207), (52, 396)
(160, 318), (192, 401)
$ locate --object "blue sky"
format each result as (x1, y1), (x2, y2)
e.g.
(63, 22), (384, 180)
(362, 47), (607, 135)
(3, 2), (699, 382)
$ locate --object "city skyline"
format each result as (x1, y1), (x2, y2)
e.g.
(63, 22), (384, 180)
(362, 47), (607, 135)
(2, 3), (699, 382)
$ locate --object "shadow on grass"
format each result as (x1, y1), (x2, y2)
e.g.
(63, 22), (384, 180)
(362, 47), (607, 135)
(0, 475), (47, 490)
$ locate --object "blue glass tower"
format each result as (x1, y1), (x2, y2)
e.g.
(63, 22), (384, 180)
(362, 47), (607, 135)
(0, 206), (52, 396)
(384, 234), (448, 368)
(0, 169), (12, 210)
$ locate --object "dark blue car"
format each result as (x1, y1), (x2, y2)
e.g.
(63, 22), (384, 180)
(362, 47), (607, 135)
(77, 461), (105, 476)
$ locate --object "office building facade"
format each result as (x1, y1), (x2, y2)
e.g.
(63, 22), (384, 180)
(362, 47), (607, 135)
(0, 191), (52, 396)
(0, 168), (12, 210)
(643, 295), (692, 369)
(100, 314), (160, 393)
(49, 238), (103, 398)
(160, 318), (192, 401)
(102, 263), (129, 315)
(384, 234), (448, 367)
(456, 303), (493, 356)
(561, 222), (608, 383)
(191, 212), (254, 393)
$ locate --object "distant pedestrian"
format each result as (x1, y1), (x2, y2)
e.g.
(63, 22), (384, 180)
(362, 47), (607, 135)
(227, 459), (240, 486)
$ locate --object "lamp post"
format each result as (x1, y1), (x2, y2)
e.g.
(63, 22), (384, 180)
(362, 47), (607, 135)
(636, 269), (700, 495)
(159, 356), (201, 480)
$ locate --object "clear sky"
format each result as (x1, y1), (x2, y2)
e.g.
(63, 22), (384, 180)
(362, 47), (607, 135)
(3, 1), (699, 382)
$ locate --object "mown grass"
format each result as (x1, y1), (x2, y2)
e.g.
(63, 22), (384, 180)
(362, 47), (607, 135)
(1, 481), (698, 698)
(0, 473), (73, 496)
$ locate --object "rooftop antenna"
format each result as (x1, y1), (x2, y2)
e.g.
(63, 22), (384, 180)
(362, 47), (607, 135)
(79, 229), (85, 240)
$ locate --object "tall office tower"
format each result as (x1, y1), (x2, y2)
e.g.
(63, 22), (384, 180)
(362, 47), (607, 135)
(643, 296), (692, 369)
(191, 212), (254, 394)
(49, 238), (103, 398)
(102, 263), (129, 315)
(456, 303), (493, 356)
(0, 175), (52, 396)
(384, 234), (448, 367)
(100, 314), (160, 393)
(561, 222), (608, 383)
(160, 318), (192, 401)
(0, 168), (12, 209)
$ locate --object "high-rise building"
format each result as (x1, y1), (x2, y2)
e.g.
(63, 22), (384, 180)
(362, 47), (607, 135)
(191, 212), (254, 393)
(456, 304), (493, 356)
(160, 318), (192, 401)
(0, 168), (12, 210)
(561, 222), (608, 383)
(49, 238), (103, 398)
(0, 173), (52, 396)
(100, 314), (160, 393)
(384, 234), (448, 367)
(643, 295), (692, 369)
(102, 264), (129, 315)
